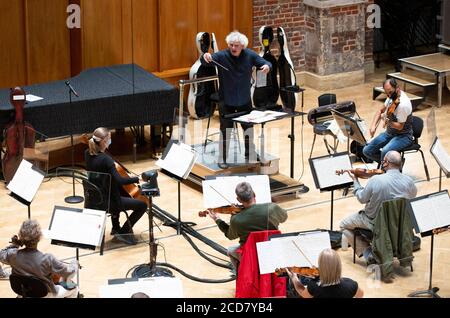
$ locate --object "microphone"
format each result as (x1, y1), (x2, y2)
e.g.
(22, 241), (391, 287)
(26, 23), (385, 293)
(65, 81), (79, 97)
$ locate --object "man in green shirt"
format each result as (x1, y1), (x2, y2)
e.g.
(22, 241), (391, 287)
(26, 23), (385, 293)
(207, 182), (288, 271)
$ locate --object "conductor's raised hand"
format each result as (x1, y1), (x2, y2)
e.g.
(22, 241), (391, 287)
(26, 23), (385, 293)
(260, 64), (270, 74)
(203, 53), (213, 63)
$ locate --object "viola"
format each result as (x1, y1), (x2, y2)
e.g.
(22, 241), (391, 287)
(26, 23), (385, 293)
(275, 266), (320, 278)
(336, 168), (384, 179)
(1, 87), (36, 183)
(198, 204), (244, 217)
(383, 93), (401, 129)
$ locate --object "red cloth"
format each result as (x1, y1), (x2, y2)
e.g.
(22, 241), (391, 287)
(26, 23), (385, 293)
(235, 230), (286, 298)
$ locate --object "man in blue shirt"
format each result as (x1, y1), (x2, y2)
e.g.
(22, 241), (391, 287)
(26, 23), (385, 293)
(202, 31), (272, 169)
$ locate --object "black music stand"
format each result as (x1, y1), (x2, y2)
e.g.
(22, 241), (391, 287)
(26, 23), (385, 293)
(132, 171), (173, 278)
(64, 81), (83, 204)
(407, 190), (450, 298)
(331, 109), (367, 156)
(309, 152), (353, 230)
(49, 205), (107, 298)
(7, 159), (45, 220)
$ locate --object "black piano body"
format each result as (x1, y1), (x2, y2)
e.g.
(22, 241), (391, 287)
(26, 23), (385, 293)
(0, 64), (179, 138)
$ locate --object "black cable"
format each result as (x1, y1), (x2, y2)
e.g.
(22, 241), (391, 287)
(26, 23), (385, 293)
(155, 262), (235, 283)
(182, 232), (232, 269)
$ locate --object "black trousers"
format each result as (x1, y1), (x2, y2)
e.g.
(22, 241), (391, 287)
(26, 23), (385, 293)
(219, 102), (255, 163)
(111, 196), (147, 231)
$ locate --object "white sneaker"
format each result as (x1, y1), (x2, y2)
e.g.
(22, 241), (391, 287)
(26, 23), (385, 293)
(0, 268), (10, 279)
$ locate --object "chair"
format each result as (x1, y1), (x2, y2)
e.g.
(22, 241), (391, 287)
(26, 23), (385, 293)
(9, 273), (49, 298)
(399, 116), (430, 181)
(352, 198), (414, 278)
(203, 92), (241, 153)
(307, 99), (357, 158)
(235, 230), (286, 298)
(81, 177), (130, 255)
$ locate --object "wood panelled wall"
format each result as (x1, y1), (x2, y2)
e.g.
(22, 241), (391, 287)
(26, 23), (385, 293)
(0, 0), (252, 88)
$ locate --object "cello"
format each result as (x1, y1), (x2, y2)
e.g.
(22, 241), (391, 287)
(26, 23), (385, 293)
(1, 87), (36, 183)
(252, 26), (279, 109)
(187, 32), (218, 119)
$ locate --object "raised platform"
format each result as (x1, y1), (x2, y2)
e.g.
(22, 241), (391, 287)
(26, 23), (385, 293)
(185, 141), (308, 199)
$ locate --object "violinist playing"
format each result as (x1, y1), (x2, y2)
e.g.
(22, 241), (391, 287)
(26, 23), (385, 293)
(339, 151), (417, 264)
(362, 78), (414, 164)
(206, 182), (287, 272)
(0, 220), (79, 298)
(286, 249), (364, 298)
(85, 127), (146, 245)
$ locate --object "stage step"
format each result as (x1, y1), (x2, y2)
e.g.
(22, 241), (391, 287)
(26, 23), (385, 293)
(387, 72), (436, 88)
(372, 86), (424, 111)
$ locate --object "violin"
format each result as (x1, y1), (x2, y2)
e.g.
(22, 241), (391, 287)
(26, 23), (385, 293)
(275, 266), (320, 278)
(1, 87), (36, 183)
(383, 93), (401, 129)
(198, 204), (244, 217)
(336, 168), (384, 179)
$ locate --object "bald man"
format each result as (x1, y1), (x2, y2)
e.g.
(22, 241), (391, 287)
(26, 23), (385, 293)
(339, 151), (417, 261)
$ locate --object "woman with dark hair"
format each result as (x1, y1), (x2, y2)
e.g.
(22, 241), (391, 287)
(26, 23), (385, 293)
(85, 127), (146, 245)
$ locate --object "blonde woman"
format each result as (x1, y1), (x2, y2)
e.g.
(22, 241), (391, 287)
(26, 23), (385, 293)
(0, 219), (78, 298)
(287, 248), (364, 298)
(85, 127), (146, 245)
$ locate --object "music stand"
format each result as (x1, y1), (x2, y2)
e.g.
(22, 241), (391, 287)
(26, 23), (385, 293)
(430, 136), (450, 191)
(48, 205), (107, 297)
(309, 152), (353, 230)
(331, 109), (367, 155)
(407, 190), (450, 298)
(156, 139), (198, 235)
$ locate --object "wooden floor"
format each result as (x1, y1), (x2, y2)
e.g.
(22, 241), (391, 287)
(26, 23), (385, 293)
(1, 65), (449, 298)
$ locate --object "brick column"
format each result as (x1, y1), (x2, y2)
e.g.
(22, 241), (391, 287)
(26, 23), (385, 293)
(252, 0), (373, 90)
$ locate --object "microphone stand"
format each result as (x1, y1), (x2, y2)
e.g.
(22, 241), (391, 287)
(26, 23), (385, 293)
(64, 82), (84, 204)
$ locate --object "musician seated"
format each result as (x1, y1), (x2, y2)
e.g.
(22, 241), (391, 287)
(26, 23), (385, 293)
(206, 182), (287, 272)
(0, 219), (78, 298)
(339, 151), (417, 263)
(363, 78), (413, 164)
(85, 127), (146, 245)
(287, 249), (363, 298)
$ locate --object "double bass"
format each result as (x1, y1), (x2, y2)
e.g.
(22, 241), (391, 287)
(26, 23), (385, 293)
(252, 26), (279, 109)
(187, 32), (219, 119)
(277, 26), (298, 112)
(1, 87), (35, 183)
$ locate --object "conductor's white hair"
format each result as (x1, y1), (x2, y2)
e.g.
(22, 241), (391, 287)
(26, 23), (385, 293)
(226, 31), (248, 48)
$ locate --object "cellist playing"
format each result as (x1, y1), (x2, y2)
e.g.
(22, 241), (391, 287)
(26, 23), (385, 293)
(85, 127), (146, 245)
(362, 78), (414, 164)
(206, 182), (287, 273)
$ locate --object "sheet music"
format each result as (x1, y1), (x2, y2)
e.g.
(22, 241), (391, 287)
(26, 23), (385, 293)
(311, 154), (352, 190)
(430, 137), (450, 176)
(99, 277), (183, 298)
(7, 159), (44, 203)
(257, 231), (331, 274)
(202, 175), (271, 208)
(255, 70), (267, 88)
(48, 207), (106, 247)
(410, 192), (450, 233)
(156, 142), (197, 179)
(233, 110), (284, 123)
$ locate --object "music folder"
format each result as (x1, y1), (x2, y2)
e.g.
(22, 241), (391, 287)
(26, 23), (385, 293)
(7, 159), (45, 205)
(331, 109), (368, 146)
(47, 206), (106, 250)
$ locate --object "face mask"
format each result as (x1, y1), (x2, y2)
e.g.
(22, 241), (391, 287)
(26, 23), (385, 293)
(106, 138), (111, 147)
(389, 90), (397, 101)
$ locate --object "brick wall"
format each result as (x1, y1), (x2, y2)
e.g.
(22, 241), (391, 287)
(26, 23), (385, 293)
(252, 0), (374, 74)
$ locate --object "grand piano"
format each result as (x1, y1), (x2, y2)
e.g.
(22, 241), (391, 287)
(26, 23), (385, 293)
(0, 64), (179, 138)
